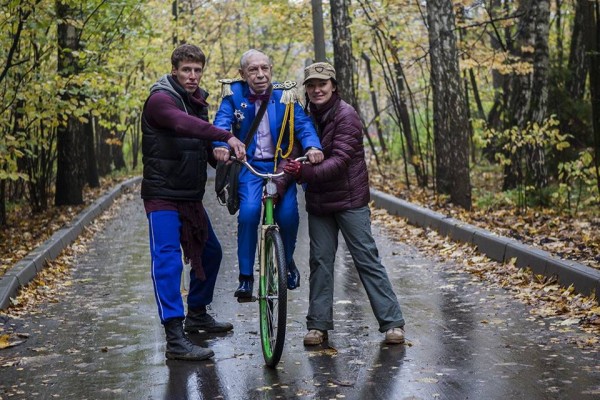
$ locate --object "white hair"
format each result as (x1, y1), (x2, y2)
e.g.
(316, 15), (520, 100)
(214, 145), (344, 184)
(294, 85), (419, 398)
(240, 49), (271, 69)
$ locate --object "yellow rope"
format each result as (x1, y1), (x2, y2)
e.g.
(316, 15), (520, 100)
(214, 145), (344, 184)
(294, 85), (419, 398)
(274, 103), (295, 171)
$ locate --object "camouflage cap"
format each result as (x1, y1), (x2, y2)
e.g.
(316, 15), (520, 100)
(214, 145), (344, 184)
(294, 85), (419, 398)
(303, 62), (336, 85)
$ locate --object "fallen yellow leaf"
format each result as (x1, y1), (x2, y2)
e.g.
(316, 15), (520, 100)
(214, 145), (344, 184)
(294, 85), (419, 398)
(0, 334), (10, 349)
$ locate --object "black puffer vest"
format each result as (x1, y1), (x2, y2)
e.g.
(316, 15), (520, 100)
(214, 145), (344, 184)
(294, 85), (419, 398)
(141, 75), (210, 201)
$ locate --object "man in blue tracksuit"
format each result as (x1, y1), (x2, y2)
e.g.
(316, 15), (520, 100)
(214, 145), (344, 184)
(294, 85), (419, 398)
(213, 49), (323, 299)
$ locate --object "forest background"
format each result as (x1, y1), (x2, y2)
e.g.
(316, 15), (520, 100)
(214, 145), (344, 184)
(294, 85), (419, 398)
(1, 0), (599, 286)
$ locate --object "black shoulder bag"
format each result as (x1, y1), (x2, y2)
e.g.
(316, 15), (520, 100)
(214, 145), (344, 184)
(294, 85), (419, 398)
(215, 86), (272, 215)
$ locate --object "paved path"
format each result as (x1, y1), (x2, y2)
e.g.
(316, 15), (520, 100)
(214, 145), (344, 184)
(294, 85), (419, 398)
(0, 185), (599, 399)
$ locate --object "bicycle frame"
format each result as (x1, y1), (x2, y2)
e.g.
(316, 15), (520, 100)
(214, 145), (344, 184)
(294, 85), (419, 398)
(231, 155), (305, 367)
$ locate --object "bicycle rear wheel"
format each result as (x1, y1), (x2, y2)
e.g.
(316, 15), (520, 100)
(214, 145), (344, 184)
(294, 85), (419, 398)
(259, 226), (287, 367)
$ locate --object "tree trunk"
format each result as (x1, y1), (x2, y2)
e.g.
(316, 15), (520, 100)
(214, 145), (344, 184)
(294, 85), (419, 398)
(85, 117), (100, 187)
(113, 132), (127, 171)
(589, 0), (600, 195)
(504, 0), (550, 190)
(426, 0), (472, 209)
(484, 0), (509, 165)
(96, 120), (112, 176)
(568, 0), (590, 100)
(394, 61), (426, 187)
(456, 14), (477, 163)
(0, 180), (6, 227)
(55, 120), (85, 205)
(172, 0), (178, 45)
(527, 0), (551, 188)
(361, 52), (387, 154)
(55, 0), (85, 206)
(131, 115), (142, 171)
(330, 0), (356, 105)
(558, 0), (593, 157)
(311, 0), (326, 62)
(37, 115), (55, 212)
(555, 0), (564, 69)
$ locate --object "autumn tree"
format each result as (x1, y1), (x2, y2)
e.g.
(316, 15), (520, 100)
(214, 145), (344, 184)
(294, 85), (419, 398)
(426, 0), (472, 209)
(550, 0), (593, 162)
(55, 0), (86, 206)
(502, 0), (551, 190)
(0, 1), (46, 223)
(53, 1), (161, 204)
(355, 0), (428, 186)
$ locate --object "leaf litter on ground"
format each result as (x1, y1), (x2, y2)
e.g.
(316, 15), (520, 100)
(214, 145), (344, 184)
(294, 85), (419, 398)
(368, 160), (599, 349)
(0, 185), (134, 359)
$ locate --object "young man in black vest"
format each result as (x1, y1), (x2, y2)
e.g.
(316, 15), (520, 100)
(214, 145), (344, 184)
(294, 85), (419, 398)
(141, 44), (246, 361)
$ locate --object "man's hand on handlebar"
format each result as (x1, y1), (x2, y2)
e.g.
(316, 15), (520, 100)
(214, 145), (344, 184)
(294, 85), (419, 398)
(305, 148), (324, 164)
(227, 137), (246, 160)
(213, 147), (230, 162)
(213, 137), (246, 162)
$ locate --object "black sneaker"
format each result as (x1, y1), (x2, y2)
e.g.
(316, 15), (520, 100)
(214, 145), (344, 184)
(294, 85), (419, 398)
(184, 311), (233, 333)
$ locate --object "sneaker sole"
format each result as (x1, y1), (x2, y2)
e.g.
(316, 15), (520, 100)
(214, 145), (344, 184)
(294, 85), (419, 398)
(165, 350), (215, 361)
(184, 325), (234, 333)
(303, 339), (324, 346)
(385, 338), (405, 345)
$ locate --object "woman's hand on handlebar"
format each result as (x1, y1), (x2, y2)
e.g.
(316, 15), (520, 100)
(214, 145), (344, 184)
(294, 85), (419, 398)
(283, 159), (303, 180)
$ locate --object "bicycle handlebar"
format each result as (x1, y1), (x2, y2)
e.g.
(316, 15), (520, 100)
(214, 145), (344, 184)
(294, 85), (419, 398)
(230, 156), (308, 180)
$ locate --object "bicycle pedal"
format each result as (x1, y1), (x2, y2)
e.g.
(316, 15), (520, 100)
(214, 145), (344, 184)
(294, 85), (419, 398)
(237, 296), (257, 303)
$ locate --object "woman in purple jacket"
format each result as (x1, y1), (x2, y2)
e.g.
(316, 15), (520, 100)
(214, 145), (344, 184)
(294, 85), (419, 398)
(284, 62), (406, 346)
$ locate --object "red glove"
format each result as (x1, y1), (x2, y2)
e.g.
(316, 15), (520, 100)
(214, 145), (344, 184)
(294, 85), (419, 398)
(283, 159), (302, 180)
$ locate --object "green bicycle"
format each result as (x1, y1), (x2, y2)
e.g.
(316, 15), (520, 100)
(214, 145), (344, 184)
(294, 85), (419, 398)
(231, 155), (306, 368)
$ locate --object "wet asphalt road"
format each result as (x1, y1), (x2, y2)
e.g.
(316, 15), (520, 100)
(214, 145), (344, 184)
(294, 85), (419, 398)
(1, 184), (599, 400)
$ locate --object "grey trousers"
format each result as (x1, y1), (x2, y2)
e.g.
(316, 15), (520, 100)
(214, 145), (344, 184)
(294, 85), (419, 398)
(306, 206), (405, 332)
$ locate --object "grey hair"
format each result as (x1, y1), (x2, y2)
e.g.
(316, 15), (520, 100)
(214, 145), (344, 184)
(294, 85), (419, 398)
(240, 49), (271, 69)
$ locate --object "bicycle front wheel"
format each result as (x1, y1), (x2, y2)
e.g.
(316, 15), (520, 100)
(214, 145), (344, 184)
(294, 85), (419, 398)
(259, 226), (287, 368)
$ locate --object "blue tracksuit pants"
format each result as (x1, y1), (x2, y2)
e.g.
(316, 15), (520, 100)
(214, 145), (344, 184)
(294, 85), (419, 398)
(147, 210), (222, 323)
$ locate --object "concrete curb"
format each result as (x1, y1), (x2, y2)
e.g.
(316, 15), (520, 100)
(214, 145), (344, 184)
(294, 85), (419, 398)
(370, 188), (600, 298)
(0, 177), (142, 310)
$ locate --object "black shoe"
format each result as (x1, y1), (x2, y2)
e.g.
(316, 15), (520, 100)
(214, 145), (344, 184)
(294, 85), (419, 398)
(164, 318), (214, 361)
(287, 260), (300, 290)
(184, 309), (233, 333)
(234, 275), (254, 298)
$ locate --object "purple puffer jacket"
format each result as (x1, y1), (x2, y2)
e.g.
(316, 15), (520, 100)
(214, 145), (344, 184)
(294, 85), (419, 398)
(299, 99), (370, 216)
